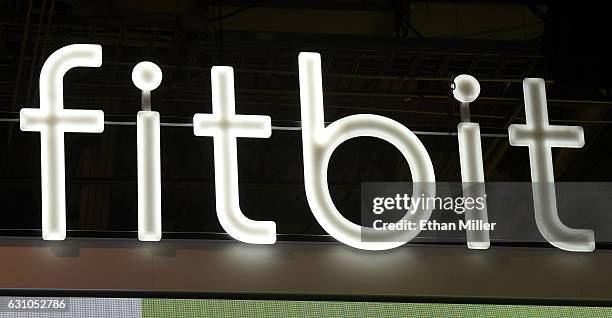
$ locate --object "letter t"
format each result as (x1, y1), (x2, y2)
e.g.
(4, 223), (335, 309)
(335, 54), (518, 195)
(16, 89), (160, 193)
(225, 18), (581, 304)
(508, 78), (594, 252)
(193, 66), (276, 244)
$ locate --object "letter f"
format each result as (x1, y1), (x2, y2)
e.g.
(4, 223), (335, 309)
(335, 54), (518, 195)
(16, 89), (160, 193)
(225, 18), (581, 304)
(20, 44), (104, 240)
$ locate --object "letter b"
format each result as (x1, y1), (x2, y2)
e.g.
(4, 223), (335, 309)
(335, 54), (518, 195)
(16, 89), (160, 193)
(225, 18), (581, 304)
(298, 52), (436, 251)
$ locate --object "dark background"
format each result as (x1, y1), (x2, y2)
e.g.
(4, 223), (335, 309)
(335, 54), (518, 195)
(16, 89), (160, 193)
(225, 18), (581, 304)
(0, 0), (609, 238)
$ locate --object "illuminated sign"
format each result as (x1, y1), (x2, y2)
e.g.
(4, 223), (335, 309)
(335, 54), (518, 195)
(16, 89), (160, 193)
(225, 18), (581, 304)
(508, 79), (594, 252)
(453, 74), (490, 250)
(18, 44), (595, 252)
(20, 44), (105, 240)
(193, 66), (276, 244)
(132, 61), (163, 242)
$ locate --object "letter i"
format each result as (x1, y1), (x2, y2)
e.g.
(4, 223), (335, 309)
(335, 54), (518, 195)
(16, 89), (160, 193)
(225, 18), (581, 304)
(132, 62), (163, 241)
(453, 74), (490, 249)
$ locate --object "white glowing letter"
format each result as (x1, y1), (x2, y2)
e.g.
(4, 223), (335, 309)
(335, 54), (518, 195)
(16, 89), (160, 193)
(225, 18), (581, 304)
(193, 66), (276, 244)
(453, 74), (490, 250)
(298, 52), (436, 251)
(20, 44), (104, 240)
(132, 61), (163, 241)
(508, 78), (594, 252)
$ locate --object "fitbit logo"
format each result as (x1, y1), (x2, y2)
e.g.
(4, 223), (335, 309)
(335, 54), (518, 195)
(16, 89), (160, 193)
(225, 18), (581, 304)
(17, 44), (594, 253)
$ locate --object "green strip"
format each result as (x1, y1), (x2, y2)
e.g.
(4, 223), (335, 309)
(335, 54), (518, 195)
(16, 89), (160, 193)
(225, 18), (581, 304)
(142, 299), (612, 318)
